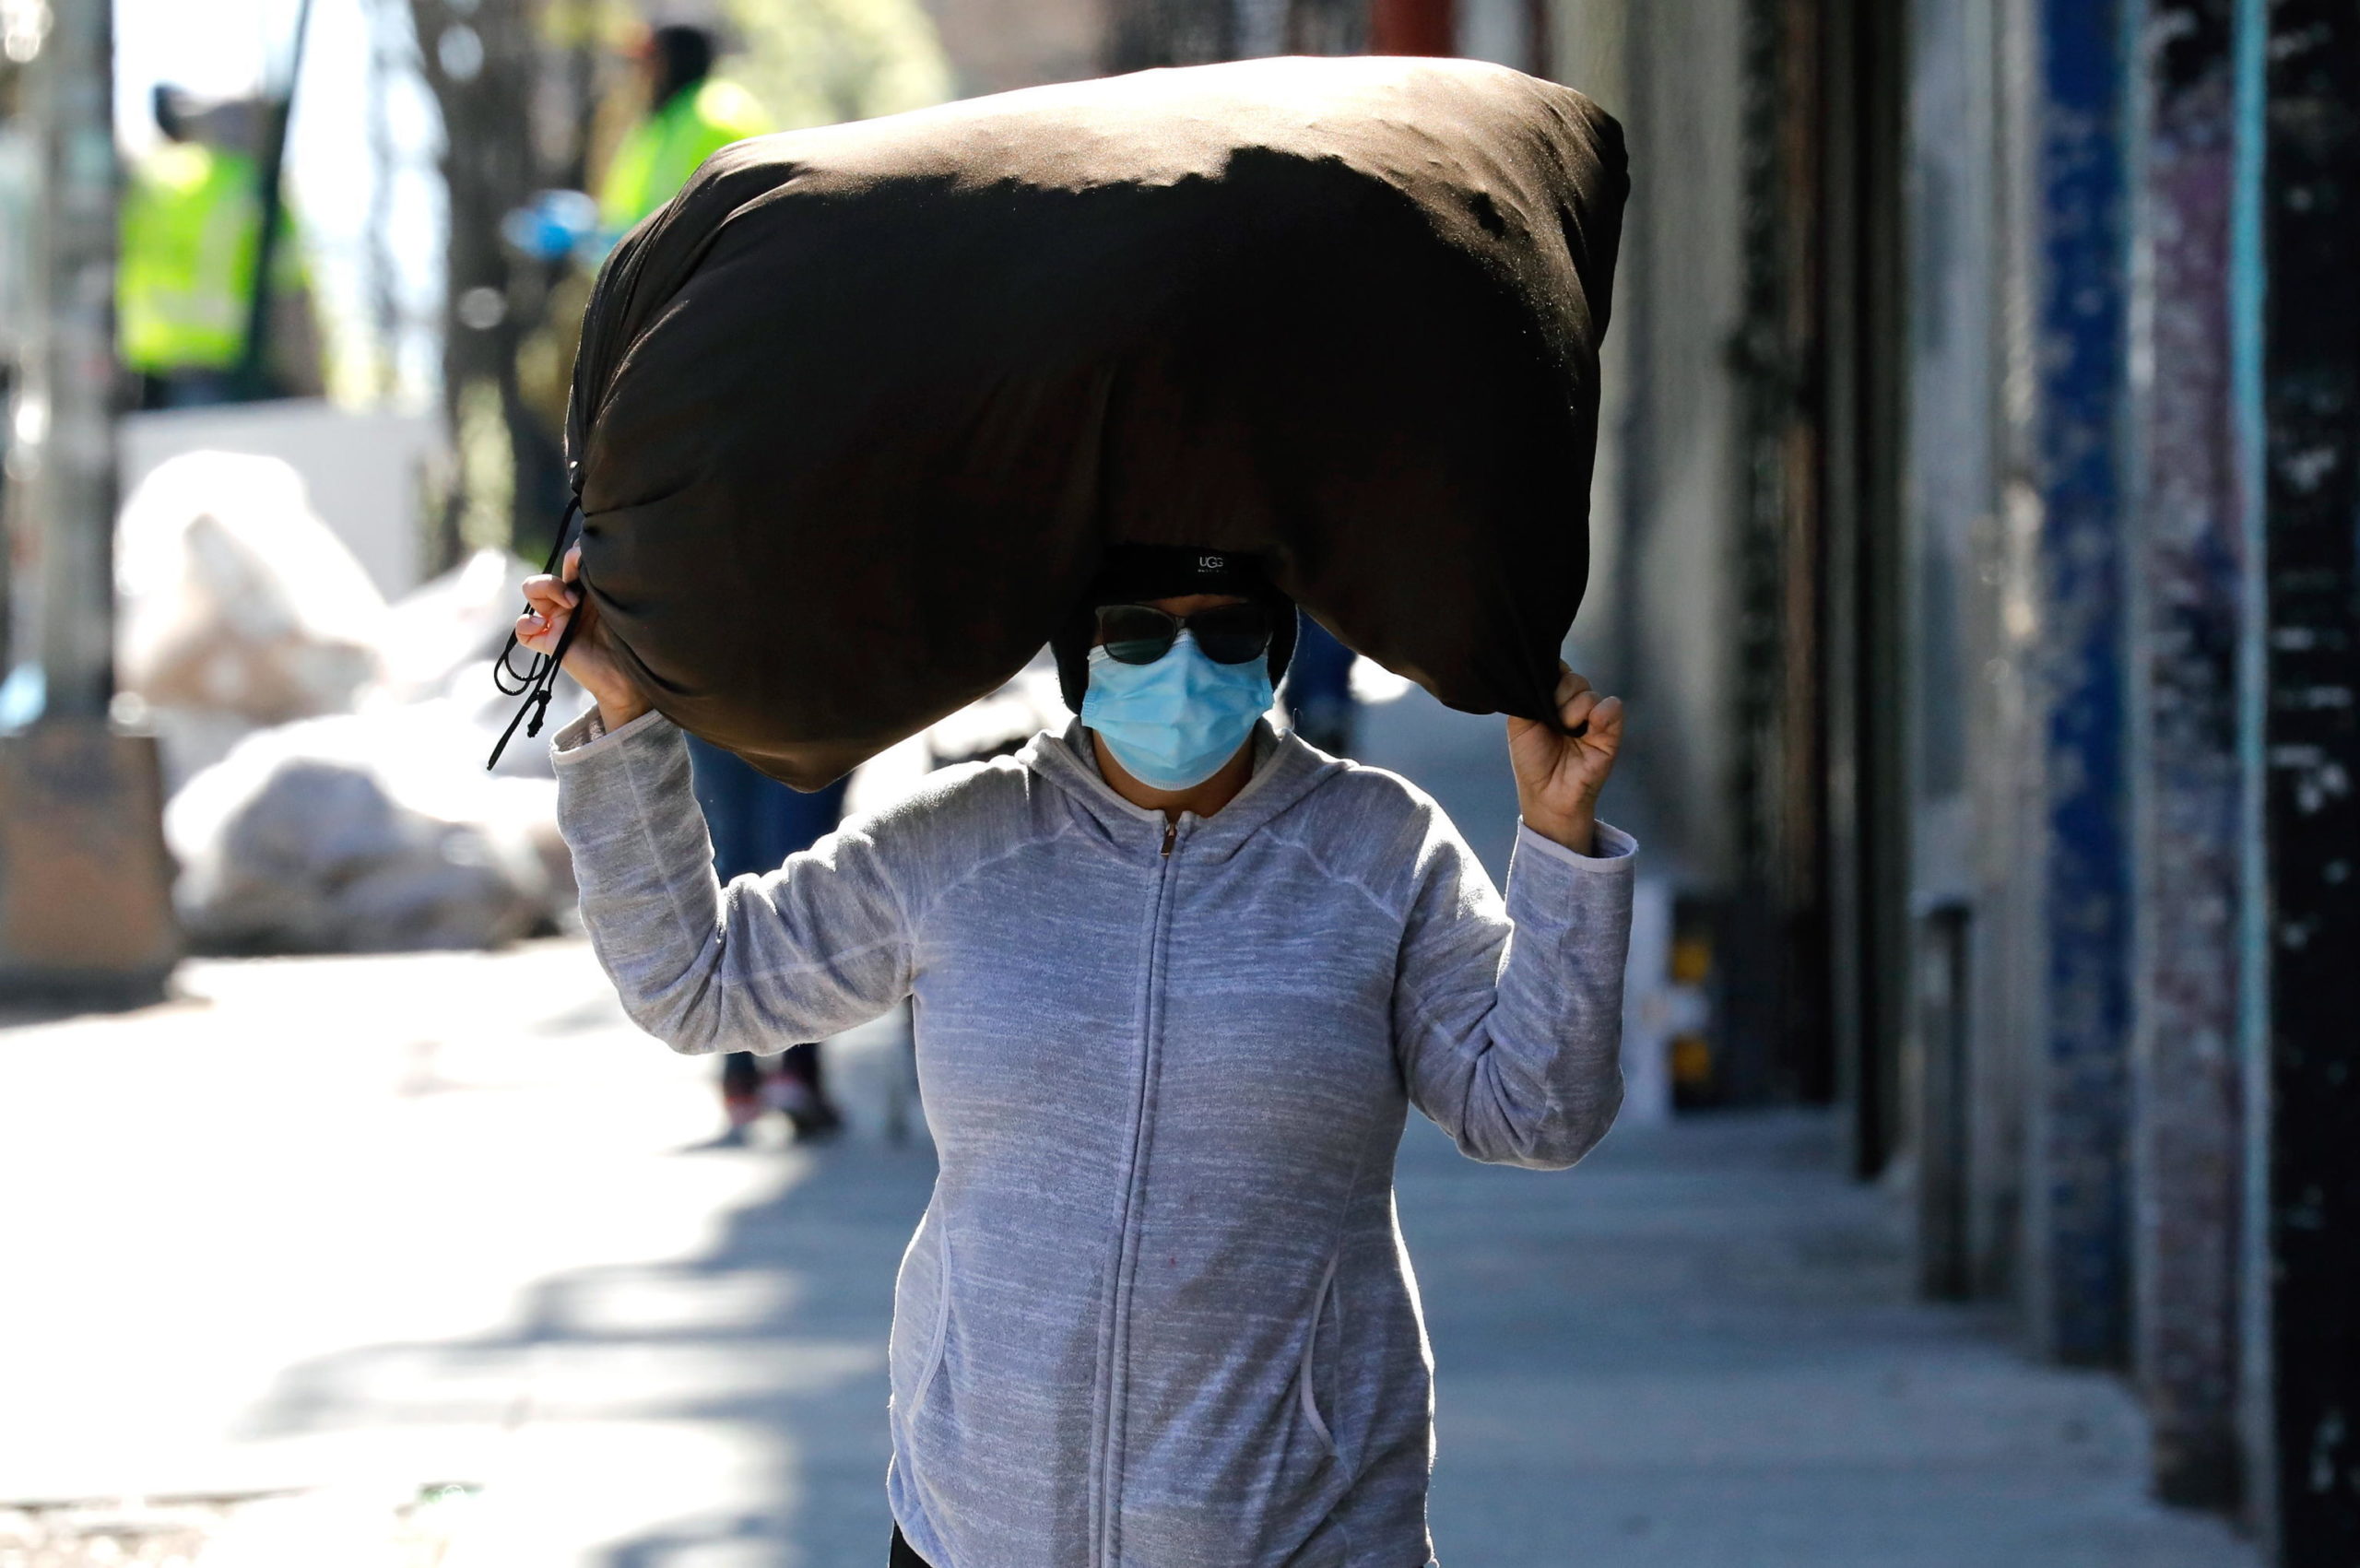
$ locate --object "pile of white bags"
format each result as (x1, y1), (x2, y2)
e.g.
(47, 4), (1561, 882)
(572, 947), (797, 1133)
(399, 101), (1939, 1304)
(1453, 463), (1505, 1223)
(117, 452), (583, 952)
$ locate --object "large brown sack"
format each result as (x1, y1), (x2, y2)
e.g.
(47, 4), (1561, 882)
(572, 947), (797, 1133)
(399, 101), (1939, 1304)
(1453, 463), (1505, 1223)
(566, 54), (1625, 787)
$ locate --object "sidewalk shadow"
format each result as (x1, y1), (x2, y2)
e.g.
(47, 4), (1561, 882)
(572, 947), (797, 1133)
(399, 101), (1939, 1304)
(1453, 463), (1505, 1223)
(231, 1134), (938, 1568)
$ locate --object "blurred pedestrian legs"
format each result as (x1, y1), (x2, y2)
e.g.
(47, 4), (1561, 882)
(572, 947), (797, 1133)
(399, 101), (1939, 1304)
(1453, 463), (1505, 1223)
(687, 734), (849, 1142)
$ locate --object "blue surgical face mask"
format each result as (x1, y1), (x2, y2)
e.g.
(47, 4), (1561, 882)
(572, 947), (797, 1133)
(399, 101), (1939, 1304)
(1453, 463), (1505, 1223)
(1082, 631), (1273, 792)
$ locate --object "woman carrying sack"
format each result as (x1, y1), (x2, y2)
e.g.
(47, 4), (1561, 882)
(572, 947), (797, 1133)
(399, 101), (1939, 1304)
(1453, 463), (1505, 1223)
(517, 540), (1634, 1568)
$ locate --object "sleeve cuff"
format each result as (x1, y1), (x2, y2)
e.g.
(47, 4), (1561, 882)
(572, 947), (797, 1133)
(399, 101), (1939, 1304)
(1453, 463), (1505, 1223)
(1514, 818), (1638, 871)
(551, 704), (672, 761)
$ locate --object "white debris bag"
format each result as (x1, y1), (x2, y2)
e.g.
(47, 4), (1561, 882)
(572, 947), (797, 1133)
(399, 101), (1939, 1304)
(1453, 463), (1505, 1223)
(167, 707), (572, 954)
(117, 451), (388, 785)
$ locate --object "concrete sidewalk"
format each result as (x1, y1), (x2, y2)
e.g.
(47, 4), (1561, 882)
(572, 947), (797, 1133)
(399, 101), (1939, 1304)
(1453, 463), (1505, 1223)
(0, 690), (2260, 1564)
(0, 944), (2258, 1565)
(1407, 1110), (2259, 1567)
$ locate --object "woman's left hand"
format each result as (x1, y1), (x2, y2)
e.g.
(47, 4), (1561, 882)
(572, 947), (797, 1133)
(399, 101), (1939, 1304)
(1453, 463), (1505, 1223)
(1506, 665), (1624, 855)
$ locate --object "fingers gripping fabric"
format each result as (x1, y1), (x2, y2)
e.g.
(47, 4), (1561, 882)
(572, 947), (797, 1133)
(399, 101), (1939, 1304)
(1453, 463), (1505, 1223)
(488, 498), (585, 770)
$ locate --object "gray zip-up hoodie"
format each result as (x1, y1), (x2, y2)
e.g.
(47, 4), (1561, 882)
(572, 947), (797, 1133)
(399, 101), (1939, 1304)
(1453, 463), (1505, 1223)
(552, 709), (1635, 1568)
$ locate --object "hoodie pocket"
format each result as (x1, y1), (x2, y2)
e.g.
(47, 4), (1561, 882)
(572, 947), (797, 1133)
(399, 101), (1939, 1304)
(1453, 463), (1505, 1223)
(1298, 1254), (1342, 1461)
(891, 1214), (953, 1417)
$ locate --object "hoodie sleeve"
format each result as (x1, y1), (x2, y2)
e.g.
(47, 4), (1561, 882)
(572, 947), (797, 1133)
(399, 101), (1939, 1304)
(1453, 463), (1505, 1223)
(1390, 808), (1637, 1170)
(551, 708), (918, 1055)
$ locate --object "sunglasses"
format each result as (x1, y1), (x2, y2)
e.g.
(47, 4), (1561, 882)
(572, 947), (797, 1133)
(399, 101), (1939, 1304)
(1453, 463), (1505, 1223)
(1095, 602), (1275, 666)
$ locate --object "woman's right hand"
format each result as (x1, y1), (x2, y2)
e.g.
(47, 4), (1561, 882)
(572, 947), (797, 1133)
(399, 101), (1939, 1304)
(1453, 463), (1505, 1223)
(516, 544), (651, 729)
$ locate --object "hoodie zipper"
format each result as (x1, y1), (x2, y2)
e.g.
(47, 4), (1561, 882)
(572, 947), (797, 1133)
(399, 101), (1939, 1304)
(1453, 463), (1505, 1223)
(1097, 815), (1180, 1567)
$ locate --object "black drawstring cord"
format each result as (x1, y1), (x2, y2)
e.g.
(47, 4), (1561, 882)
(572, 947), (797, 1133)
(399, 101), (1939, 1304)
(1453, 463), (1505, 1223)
(486, 497), (585, 771)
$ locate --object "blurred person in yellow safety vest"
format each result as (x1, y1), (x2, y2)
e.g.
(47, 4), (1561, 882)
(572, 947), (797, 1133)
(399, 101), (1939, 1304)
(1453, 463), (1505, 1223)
(119, 87), (319, 409)
(597, 27), (771, 236)
(601, 29), (845, 1143)
(514, 28), (765, 442)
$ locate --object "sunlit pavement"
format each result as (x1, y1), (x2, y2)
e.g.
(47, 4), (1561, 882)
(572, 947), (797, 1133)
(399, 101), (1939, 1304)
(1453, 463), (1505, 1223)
(0, 941), (931, 1566)
(0, 690), (2259, 1566)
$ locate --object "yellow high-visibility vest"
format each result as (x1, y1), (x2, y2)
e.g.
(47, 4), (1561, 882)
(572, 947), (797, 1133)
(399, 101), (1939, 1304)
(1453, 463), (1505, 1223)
(598, 79), (772, 234)
(118, 141), (299, 375)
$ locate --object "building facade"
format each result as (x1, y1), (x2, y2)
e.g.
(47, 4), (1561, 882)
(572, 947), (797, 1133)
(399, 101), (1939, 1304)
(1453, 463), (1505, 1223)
(1569, 0), (2354, 1558)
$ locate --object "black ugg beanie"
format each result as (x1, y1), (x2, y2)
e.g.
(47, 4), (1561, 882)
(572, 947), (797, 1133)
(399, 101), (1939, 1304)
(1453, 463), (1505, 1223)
(1053, 545), (1299, 712)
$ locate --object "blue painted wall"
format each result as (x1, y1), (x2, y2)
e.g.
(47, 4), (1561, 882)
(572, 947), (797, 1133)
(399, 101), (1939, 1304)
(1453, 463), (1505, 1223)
(2030, 0), (2133, 1368)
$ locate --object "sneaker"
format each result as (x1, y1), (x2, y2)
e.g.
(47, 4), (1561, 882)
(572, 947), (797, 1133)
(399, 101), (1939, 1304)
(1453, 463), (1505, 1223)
(763, 1072), (845, 1142)
(787, 1098), (845, 1141)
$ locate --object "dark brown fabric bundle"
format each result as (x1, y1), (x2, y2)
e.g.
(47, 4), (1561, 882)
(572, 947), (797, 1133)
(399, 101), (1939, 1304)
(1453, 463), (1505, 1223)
(565, 54), (1625, 787)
